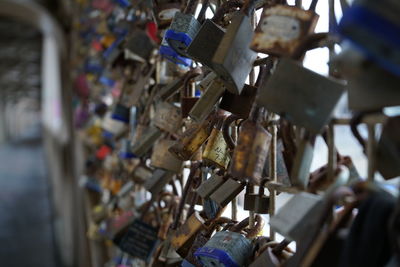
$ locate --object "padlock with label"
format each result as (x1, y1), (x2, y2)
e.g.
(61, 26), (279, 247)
(251, 4), (319, 56)
(151, 138), (184, 173)
(209, 177), (245, 208)
(195, 215), (264, 267)
(257, 58), (345, 134)
(211, 0), (257, 94)
(229, 107), (271, 185)
(153, 101), (182, 134)
(202, 117), (231, 169)
(169, 111), (218, 160)
(189, 78), (225, 123)
(164, 0), (201, 57)
(117, 219), (160, 263)
(186, 0), (243, 70)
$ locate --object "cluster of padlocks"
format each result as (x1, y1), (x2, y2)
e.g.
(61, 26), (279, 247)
(72, 0), (400, 266)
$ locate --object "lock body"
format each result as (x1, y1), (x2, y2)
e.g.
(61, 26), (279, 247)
(144, 169), (175, 195)
(151, 138), (183, 173)
(229, 120), (271, 185)
(189, 79), (225, 122)
(187, 19), (225, 70)
(195, 231), (253, 267)
(212, 13), (257, 94)
(131, 125), (162, 157)
(169, 115), (216, 160)
(209, 178), (245, 207)
(202, 128), (231, 169)
(165, 12), (201, 57)
(219, 84), (257, 119)
(196, 174), (225, 198)
(153, 102), (182, 134)
(124, 30), (155, 62)
(257, 58), (345, 134)
(251, 5), (318, 56)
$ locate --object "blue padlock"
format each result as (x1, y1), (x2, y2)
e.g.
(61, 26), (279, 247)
(339, 0), (400, 76)
(160, 37), (192, 67)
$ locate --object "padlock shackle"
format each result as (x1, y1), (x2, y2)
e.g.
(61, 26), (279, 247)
(184, 0), (200, 14)
(308, 0), (319, 11)
(241, 0), (257, 16)
(211, 0), (243, 23)
(183, 68), (202, 97)
(222, 114), (240, 150)
(229, 214), (264, 239)
(291, 32), (328, 60)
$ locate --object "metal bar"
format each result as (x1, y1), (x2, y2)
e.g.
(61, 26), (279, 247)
(367, 123), (376, 181)
(268, 123), (278, 240)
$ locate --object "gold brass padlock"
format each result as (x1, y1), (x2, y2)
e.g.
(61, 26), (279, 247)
(169, 111), (218, 160)
(151, 137), (184, 173)
(202, 116), (231, 169)
(229, 107), (271, 185)
(170, 211), (207, 258)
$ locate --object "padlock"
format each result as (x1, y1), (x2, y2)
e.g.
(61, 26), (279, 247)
(186, 0), (243, 70)
(130, 125), (162, 157)
(131, 163), (153, 183)
(169, 111), (218, 160)
(219, 84), (257, 119)
(160, 36), (193, 67)
(332, 46), (400, 111)
(194, 215), (264, 267)
(253, 180), (270, 214)
(156, 57), (185, 85)
(251, 4), (319, 56)
(171, 211), (207, 257)
(243, 185), (257, 211)
(376, 116), (400, 180)
(102, 112), (128, 137)
(124, 29), (155, 63)
(209, 177), (245, 208)
(155, 75), (186, 102)
(157, 193), (179, 240)
(290, 133), (315, 190)
(250, 239), (293, 267)
(202, 117), (231, 169)
(181, 69), (201, 117)
(338, 0), (400, 76)
(153, 101), (182, 134)
(98, 210), (135, 240)
(269, 192), (322, 241)
(151, 138), (184, 173)
(184, 217), (233, 266)
(263, 139), (291, 187)
(119, 139), (135, 159)
(211, 0), (257, 94)
(189, 79), (225, 123)
(257, 58), (345, 134)
(229, 107), (271, 185)
(144, 168), (175, 195)
(111, 103), (131, 124)
(196, 173), (225, 199)
(117, 219), (160, 262)
(164, 0), (201, 57)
